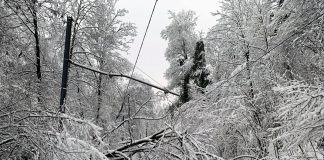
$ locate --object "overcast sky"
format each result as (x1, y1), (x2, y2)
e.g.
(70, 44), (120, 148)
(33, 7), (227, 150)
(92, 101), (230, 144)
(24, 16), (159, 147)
(116, 0), (221, 89)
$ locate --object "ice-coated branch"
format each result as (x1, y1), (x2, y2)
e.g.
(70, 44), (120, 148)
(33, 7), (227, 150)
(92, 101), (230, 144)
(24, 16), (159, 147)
(105, 127), (171, 158)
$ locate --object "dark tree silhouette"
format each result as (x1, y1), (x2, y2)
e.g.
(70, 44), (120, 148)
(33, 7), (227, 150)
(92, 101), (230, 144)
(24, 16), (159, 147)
(191, 40), (210, 90)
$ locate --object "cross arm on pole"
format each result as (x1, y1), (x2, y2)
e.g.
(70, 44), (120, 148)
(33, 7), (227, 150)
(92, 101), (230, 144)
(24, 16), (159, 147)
(69, 60), (180, 97)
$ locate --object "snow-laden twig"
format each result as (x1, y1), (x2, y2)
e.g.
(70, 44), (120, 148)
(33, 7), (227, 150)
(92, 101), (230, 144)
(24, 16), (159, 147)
(230, 155), (258, 160)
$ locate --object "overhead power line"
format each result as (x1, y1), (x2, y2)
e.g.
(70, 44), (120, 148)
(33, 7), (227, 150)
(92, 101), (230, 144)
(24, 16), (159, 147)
(130, 0), (159, 78)
(117, 0), (159, 119)
(117, 52), (166, 89)
(135, 66), (165, 88)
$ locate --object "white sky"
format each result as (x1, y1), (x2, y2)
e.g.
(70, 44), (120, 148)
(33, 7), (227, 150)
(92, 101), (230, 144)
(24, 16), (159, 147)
(116, 0), (221, 89)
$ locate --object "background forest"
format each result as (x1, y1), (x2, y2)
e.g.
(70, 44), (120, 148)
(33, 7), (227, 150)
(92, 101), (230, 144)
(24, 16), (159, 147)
(1, 0), (324, 159)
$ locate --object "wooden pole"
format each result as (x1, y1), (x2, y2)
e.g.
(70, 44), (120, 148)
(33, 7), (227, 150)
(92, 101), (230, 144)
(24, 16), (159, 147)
(59, 16), (73, 113)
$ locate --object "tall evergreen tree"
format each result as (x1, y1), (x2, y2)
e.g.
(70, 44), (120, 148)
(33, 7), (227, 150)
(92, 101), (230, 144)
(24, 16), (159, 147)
(191, 40), (210, 90)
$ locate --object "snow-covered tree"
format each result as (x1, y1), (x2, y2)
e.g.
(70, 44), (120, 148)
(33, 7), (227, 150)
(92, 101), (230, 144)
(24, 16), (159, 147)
(161, 10), (198, 104)
(0, 0), (141, 159)
(2, 0), (324, 159)
(71, 0), (136, 126)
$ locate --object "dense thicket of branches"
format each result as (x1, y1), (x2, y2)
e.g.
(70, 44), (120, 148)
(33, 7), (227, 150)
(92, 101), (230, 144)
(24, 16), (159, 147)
(1, 0), (324, 159)
(0, 0), (156, 159)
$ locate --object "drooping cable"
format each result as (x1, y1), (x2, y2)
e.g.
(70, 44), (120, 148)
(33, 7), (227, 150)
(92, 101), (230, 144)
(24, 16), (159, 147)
(135, 66), (164, 88)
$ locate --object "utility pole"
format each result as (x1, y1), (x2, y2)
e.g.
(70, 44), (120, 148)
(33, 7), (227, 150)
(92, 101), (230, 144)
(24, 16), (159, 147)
(59, 16), (73, 114)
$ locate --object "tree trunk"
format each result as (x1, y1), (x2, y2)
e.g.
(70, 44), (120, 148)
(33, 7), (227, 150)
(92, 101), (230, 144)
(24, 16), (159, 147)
(245, 51), (254, 99)
(32, 0), (41, 82)
(181, 74), (190, 104)
(245, 50), (265, 156)
(96, 73), (102, 123)
(180, 39), (190, 104)
(31, 0), (42, 106)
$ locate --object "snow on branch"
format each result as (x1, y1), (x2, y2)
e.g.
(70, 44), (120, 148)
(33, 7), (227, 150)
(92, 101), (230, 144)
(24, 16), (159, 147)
(106, 127), (172, 158)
